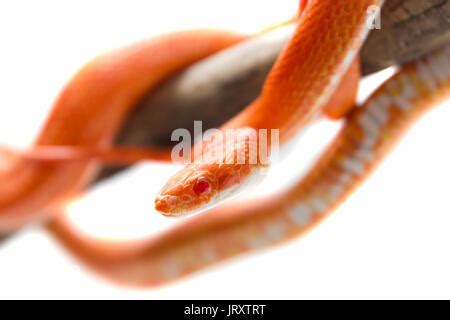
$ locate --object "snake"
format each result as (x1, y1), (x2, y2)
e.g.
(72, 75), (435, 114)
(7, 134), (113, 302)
(1, 0), (450, 287)
(47, 42), (450, 286)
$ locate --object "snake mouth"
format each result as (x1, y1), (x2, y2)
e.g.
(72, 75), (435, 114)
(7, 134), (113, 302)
(154, 194), (205, 216)
(154, 197), (169, 215)
(154, 194), (180, 215)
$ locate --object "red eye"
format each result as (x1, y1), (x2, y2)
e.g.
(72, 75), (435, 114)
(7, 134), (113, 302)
(193, 179), (211, 196)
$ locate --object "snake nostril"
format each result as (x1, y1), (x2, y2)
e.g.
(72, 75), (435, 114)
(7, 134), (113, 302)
(193, 179), (211, 196)
(155, 199), (165, 211)
(155, 196), (170, 213)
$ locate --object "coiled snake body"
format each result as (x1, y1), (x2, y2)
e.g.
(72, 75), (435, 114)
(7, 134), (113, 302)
(1, 0), (450, 287)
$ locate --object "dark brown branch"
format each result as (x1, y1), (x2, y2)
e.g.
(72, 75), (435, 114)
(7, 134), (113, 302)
(0, 233), (12, 244)
(361, 0), (450, 74)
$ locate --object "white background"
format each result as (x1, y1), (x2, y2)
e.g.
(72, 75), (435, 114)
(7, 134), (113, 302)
(0, 0), (449, 299)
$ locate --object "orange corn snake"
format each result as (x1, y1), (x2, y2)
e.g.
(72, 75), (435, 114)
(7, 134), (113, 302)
(1, 0), (449, 287)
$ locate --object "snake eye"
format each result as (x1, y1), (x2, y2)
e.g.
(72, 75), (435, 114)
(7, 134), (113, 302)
(193, 178), (211, 196)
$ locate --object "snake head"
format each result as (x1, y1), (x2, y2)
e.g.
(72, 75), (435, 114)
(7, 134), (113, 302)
(155, 161), (268, 216)
(156, 163), (266, 216)
(155, 127), (269, 215)
(155, 163), (219, 215)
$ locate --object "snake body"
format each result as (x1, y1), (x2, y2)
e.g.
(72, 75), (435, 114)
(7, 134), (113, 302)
(1, 0), (450, 288)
